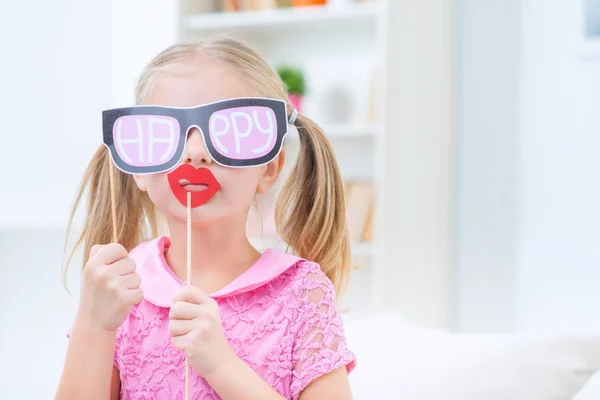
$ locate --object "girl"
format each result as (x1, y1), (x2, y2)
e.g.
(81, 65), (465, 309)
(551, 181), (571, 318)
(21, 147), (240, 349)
(56, 38), (356, 400)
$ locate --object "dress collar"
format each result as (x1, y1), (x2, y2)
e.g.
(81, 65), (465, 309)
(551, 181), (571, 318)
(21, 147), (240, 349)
(131, 236), (302, 307)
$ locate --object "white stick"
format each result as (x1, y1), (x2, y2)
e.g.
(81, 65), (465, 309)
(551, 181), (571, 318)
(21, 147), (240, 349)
(108, 159), (118, 242)
(187, 191), (192, 284)
(185, 191), (191, 400)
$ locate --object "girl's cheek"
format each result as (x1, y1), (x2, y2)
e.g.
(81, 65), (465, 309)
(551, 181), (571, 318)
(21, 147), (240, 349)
(146, 177), (176, 206)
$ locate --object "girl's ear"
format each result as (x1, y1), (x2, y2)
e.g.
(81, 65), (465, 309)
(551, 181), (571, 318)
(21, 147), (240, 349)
(133, 174), (148, 192)
(257, 149), (286, 194)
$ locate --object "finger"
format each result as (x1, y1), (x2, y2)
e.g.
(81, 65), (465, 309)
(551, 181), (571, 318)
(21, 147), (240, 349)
(120, 273), (141, 290)
(169, 301), (201, 320)
(124, 288), (143, 305)
(89, 244), (104, 259)
(172, 285), (212, 305)
(93, 243), (129, 265)
(171, 334), (192, 351)
(168, 319), (196, 337)
(111, 258), (136, 276)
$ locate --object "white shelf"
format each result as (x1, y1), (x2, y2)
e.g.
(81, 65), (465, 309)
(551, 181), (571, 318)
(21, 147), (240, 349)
(249, 235), (373, 257)
(182, 3), (379, 33)
(323, 122), (379, 138)
(287, 122), (378, 139)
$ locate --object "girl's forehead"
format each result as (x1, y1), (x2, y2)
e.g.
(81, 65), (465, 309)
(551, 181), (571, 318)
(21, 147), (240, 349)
(146, 63), (253, 108)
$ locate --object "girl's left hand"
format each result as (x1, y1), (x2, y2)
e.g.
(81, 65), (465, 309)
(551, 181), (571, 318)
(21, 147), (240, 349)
(169, 285), (235, 377)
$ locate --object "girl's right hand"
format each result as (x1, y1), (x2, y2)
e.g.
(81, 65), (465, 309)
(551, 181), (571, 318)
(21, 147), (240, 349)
(77, 243), (143, 331)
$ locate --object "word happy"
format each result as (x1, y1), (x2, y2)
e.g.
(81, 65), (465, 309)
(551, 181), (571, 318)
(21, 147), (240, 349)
(114, 107), (276, 166)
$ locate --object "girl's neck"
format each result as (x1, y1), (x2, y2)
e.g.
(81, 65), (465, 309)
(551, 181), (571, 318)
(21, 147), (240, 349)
(164, 215), (260, 294)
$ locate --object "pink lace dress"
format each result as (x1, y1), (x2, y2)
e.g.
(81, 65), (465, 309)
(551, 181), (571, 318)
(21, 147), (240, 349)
(112, 236), (356, 399)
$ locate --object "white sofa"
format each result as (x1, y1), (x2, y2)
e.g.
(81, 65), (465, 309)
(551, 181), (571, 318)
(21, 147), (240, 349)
(343, 313), (600, 400)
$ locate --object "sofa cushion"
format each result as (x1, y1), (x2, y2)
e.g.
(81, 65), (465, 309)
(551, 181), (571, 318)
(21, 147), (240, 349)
(573, 370), (600, 399)
(344, 313), (600, 400)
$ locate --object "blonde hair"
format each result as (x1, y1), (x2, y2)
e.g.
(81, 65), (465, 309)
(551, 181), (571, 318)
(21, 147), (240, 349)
(64, 38), (351, 296)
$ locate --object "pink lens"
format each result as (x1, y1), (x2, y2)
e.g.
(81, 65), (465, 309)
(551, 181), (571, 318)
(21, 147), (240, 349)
(113, 115), (180, 167)
(208, 106), (277, 160)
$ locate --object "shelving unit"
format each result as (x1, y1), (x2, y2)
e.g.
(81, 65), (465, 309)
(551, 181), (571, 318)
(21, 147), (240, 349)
(249, 236), (373, 257)
(177, 1), (383, 312)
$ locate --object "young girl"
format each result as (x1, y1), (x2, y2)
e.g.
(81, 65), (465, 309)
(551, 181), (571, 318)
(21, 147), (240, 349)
(56, 38), (356, 400)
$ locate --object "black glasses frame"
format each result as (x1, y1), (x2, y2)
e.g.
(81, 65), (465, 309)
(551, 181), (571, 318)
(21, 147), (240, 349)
(102, 97), (289, 174)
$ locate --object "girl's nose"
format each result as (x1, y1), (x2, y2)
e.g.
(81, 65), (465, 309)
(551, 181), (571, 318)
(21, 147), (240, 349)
(182, 128), (212, 167)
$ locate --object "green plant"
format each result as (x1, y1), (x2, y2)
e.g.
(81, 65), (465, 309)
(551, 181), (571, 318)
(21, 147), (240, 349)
(277, 66), (305, 95)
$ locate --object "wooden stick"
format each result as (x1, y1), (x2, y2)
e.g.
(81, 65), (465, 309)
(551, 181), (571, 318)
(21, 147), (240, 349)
(108, 159), (118, 242)
(187, 191), (192, 284)
(185, 191), (191, 400)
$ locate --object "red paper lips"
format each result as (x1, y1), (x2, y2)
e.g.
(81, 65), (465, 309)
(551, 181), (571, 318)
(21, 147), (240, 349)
(167, 164), (220, 208)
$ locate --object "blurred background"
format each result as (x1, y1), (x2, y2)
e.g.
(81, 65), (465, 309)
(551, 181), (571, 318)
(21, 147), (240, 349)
(1, 0), (600, 397)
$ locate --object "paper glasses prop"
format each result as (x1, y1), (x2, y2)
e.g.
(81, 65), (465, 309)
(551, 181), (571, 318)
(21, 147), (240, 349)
(102, 97), (289, 174)
(101, 97), (292, 400)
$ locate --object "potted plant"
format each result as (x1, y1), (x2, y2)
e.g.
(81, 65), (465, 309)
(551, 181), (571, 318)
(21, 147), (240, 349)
(277, 66), (305, 112)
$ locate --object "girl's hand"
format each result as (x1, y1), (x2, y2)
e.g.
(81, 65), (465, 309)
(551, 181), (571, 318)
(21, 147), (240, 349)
(168, 286), (235, 377)
(78, 243), (143, 331)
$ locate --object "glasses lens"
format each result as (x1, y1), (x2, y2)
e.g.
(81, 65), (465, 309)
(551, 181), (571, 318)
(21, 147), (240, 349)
(112, 115), (181, 168)
(208, 106), (277, 160)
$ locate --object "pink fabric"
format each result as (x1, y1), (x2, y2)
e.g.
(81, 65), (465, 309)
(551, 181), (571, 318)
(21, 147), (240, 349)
(111, 237), (355, 399)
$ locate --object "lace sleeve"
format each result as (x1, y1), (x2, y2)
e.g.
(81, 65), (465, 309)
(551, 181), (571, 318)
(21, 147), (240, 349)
(290, 268), (356, 399)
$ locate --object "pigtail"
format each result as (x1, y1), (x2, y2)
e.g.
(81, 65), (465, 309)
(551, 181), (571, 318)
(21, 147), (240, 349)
(62, 146), (158, 286)
(275, 114), (352, 297)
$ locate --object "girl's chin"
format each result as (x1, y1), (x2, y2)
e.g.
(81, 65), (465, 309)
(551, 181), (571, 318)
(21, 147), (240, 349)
(163, 203), (227, 224)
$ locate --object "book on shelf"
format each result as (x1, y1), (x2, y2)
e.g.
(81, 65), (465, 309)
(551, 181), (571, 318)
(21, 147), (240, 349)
(216, 0), (285, 12)
(345, 180), (375, 243)
(185, 0), (375, 15)
(366, 67), (381, 123)
(361, 199), (374, 242)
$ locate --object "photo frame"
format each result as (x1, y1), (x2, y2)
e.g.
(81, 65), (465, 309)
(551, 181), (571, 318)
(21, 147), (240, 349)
(578, 0), (600, 59)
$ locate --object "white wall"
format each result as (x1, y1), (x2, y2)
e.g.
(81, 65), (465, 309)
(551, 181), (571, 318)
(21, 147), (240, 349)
(0, 0), (112, 396)
(111, 0), (179, 106)
(515, 0), (600, 333)
(0, 0), (178, 230)
(453, 0), (520, 332)
(376, 0), (453, 330)
(455, 0), (600, 334)
(0, 0), (113, 229)
(0, 1), (178, 398)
